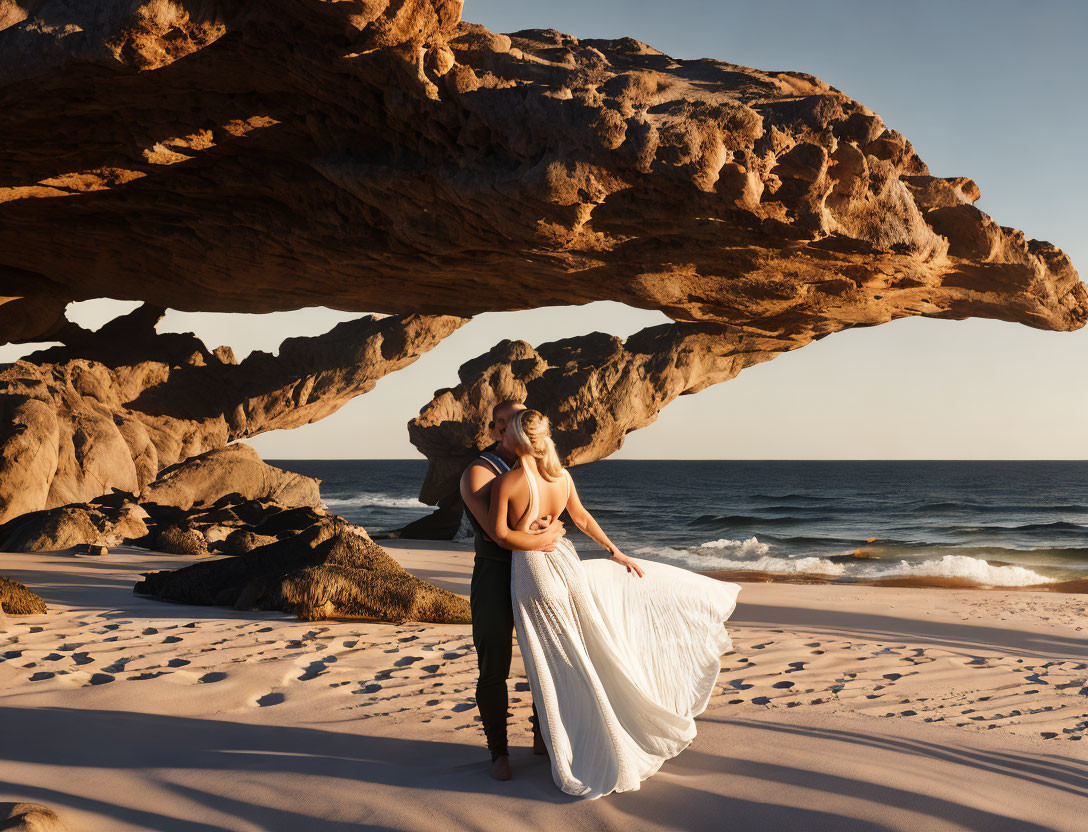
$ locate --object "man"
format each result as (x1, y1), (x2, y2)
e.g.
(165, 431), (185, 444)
(460, 398), (565, 781)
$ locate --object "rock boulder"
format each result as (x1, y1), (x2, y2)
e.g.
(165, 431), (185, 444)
(135, 517), (469, 623)
(0, 577), (47, 615)
(139, 442), (321, 511)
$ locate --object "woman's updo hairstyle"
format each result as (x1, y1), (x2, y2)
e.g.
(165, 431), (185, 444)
(510, 409), (564, 481)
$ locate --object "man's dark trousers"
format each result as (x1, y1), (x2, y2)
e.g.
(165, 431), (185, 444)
(471, 551), (542, 760)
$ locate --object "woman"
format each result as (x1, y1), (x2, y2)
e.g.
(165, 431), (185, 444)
(485, 408), (742, 799)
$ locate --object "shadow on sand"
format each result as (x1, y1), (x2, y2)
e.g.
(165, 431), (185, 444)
(1, 707), (1085, 831)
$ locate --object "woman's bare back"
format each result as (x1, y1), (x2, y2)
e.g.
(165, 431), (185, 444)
(503, 463), (570, 532)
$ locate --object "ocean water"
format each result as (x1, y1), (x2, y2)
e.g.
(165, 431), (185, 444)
(269, 460), (1088, 588)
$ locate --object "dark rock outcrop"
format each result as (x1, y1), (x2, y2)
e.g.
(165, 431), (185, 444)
(0, 496), (153, 552)
(135, 517), (470, 623)
(0, 3), (1081, 342)
(0, 305), (466, 523)
(0, 506), (104, 553)
(221, 529), (279, 555)
(139, 442), (321, 511)
(153, 524), (209, 556)
(0, 576), (47, 615)
(377, 492), (467, 540)
(0, 801), (68, 831)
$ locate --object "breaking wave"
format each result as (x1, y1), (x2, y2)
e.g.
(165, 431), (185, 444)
(323, 492), (425, 510)
(700, 537), (770, 556)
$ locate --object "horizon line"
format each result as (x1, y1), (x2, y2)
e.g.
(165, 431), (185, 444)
(263, 457), (1088, 463)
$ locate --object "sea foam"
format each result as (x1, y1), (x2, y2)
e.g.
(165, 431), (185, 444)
(323, 492), (425, 509)
(871, 555), (1054, 586)
(705, 555), (846, 576)
(700, 536), (770, 556)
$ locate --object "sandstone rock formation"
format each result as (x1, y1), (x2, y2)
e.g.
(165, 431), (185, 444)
(408, 322), (793, 506)
(1, 1), (1084, 543)
(0, 3), (1082, 343)
(0, 506), (104, 553)
(153, 524), (209, 556)
(139, 442), (321, 511)
(0, 304), (465, 523)
(135, 516), (471, 623)
(0, 495), (153, 553)
(0, 576), (47, 615)
(0, 483), (342, 555)
(0, 801), (69, 831)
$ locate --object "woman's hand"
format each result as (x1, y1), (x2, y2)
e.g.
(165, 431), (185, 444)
(528, 515), (565, 552)
(609, 548), (644, 577)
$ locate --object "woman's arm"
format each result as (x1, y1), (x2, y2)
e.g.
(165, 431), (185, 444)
(485, 474), (565, 552)
(564, 473), (644, 577)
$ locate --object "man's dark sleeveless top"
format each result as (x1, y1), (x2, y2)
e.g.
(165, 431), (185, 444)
(467, 442), (513, 563)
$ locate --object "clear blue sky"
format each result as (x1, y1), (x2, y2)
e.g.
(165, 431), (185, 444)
(3, 0), (1084, 459)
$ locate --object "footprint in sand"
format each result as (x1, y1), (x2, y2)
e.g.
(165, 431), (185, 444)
(514, 682), (530, 692)
(29, 671), (55, 682)
(343, 640), (358, 649)
(751, 696), (770, 705)
(785, 662), (806, 673)
(394, 656), (422, 668)
(421, 665), (440, 675)
(298, 661), (331, 681)
(354, 683), (382, 695)
(142, 628), (159, 635)
(256, 692), (286, 707)
(168, 658), (190, 668)
(87, 673), (114, 686)
(163, 636), (183, 644)
(43, 653), (63, 662)
(772, 681), (795, 689)
(730, 679), (754, 690)
(102, 658), (131, 674)
(451, 703), (475, 713)
(198, 672), (227, 684)
(129, 672), (168, 681)
(1, 650), (22, 660)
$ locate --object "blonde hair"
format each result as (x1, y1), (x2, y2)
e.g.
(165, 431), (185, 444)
(510, 409), (564, 481)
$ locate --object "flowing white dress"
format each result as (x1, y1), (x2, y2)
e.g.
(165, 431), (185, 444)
(510, 467), (742, 799)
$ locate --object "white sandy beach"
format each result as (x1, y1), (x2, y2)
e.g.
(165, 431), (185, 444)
(1, 541), (1086, 831)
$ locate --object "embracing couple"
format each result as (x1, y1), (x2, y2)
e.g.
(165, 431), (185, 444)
(459, 399), (742, 799)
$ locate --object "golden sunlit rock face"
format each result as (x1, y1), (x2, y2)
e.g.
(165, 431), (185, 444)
(0, 305), (465, 522)
(0, 0), (1082, 344)
(0, 1), (1084, 531)
(410, 324), (798, 505)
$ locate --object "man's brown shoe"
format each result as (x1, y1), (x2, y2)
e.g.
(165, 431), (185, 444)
(490, 754), (512, 781)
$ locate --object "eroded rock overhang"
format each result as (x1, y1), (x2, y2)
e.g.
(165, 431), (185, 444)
(1, 0), (1082, 345)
